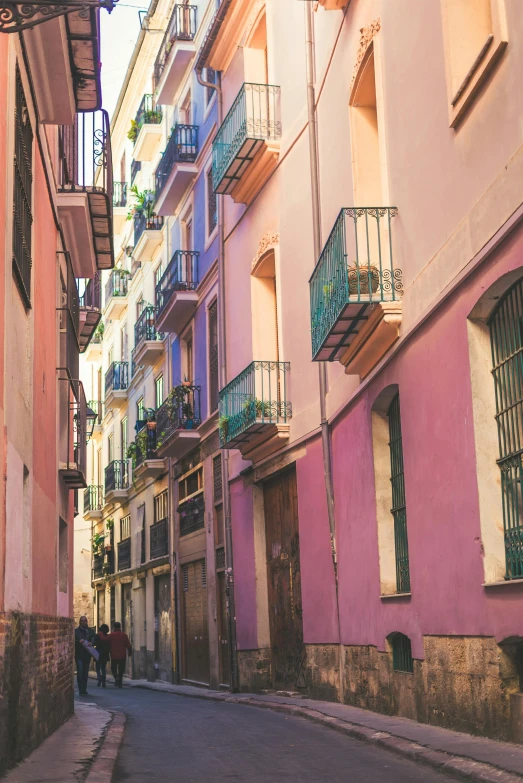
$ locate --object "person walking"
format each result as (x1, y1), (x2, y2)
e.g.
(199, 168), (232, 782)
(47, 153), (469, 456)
(109, 621), (132, 688)
(74, 616), (94, 696)
(93, 624), (110, 688)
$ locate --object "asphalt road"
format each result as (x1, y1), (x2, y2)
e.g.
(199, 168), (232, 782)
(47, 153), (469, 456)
(85, 684), (459, 782)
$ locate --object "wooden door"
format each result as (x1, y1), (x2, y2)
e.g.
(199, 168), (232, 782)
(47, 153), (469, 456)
(182, 559), (210, 684)
(121, 583), (133, 677)
(155, 574), (172, 682)
(217, 571), (230, 685)
(264, 466), (305, 689)
(97, 588), (105, 630)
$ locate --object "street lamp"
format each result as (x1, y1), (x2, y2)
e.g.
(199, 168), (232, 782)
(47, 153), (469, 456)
(86, 404), (97, 440)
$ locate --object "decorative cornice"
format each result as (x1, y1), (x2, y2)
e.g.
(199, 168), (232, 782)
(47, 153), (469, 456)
(252, 231), (279, 270)
(351, 19), (381, 94)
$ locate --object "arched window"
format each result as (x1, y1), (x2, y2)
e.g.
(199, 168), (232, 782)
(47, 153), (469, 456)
(489, 280), (523, 579)
(389, 633), (413, 673)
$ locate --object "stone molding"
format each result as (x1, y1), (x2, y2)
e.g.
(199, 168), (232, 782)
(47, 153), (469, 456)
(351, 19), (381, 95)
(252, 231), (280, 271)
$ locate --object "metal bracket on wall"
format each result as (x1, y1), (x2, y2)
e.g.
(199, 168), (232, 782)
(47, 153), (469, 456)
(0, 0), (117, 33)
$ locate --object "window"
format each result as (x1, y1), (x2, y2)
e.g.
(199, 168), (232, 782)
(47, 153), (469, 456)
(108, 433), (113, 464)
(183, 215), (193, 251)
(183, 334), (193, 384)
(154, 489), (168, 523)
(387, 394), (410, 594)
(178, 465), (204, 536)
(120, 514), (131, 540)
(137, 396), (145, 423)
(121, 417), (128, 456)
(489, 280), (523, 579)
(137, 298), (145, 320)
(58, 518), (68, 593)
(155, 374), (164, 409)
(390, 633), (414, 673)
(13, 66), (33, 305)
(207, 168), (217, 237)
(154, 263), (163, 305)
(441, 0), (507, 127)
(108, 347), (113, 368)
(349, 46), (383, 205)
(205, 67), (217, 108)
(209, 301), (218, 412)
(180, 91), (191, 125)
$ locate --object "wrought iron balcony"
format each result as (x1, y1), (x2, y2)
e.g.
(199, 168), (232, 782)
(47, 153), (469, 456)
(105, 269), (129, 319)
(59, 379), (88, 488)
(105, 459), (130, 494)
(105, 362), (129, 404)
(88, 399), (103, 424)
(133, 306), (164, 366)
(179, 495), (204, 537)
(117, 538), (131, 571)
(309, 207), (402, 366)
(113, 181), (127, 207)
(156, 385), (201, 458)
(135, 426), (158, 467)
(130, 158), (141, 186)
(132, 95), (163, 161)
(150, 518), (168, 559)
(57, 110), (114, 275)
(153, 3), (197, 103)
(84, 485), (103, 514)
(155, 250), (199, 332)
(134, 94), (162, 133)
(212, 83), (281, 202)
(77, 273), (101, 352)
(133, 212), (164, 248)
(218, 361), (292, 458)
(92, 553), (104, 580)
(154, 125), (198, 213)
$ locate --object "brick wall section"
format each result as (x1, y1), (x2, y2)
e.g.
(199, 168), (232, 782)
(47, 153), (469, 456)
(0, 612), (74, 775)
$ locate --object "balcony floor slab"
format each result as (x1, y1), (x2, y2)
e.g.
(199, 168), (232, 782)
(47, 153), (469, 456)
(104, 389), (128, 409)
(133, 340), (165, 367)
(156, 42), (196, 106)
(156, 290), (198, 334)
(155, 163), (198, 217)
(157, 428), (200, 460)
(133, 459), (167, 481)
(105, 295), (128, 321)
(223, 422), (290, 464)
(340, 301), (403, 378)
(134, 228), (164, 263)
(134, 124), (163, 162)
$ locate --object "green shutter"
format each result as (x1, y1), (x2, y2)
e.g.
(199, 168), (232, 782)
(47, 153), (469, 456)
(388, 394), (410, 593)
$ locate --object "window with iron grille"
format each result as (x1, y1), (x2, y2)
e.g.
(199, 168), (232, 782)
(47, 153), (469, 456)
(137, 396), (145, 423)
(209, 300), (219, 412)
(391, 633), (414, 673)
(207, 168), (217, 236)
(489, 279), (523, 580)
(202, 560), (207, 588)
(155, 374), (164, 410)
(213, 454), (222, 503)
(205, 67), (216, 107)
(154, 489), (168, 524)
(120, 514), (131, 540)
(12, 66), (33, 305)
(182, 564), (188, 591)
(388, 394), (410, 594)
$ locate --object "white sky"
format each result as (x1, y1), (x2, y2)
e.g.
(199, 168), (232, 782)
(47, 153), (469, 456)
(100, 2), (148, 119)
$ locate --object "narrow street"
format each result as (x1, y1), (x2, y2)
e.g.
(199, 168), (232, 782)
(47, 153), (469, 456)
(86, 686), (458, 782)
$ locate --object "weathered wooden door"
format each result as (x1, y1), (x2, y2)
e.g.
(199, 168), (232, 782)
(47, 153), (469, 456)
(155, 574), (172, 682)
(182, 559), (210, 684)
(97, 588), (105, 630)
(121, 583), (133, 677)
(264, 466), (305, 690)
(217, 571), (230, 685)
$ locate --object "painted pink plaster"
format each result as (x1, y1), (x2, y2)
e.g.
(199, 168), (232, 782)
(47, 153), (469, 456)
(0, 35), (7, 612)
(230, 477), (258, 650)
(31, 149), (59, 617)
(296, 436), (339, 644)
(332, 222), (523, 660)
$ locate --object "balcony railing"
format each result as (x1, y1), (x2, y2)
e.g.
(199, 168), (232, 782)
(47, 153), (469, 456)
(88, 399), (103, 425)
(134, 305), (163, 347)
(219, 361), (292, 447)
(130, 159), (141, 185)
(113, 181), (127, 207)
(150, 518), (168, 559)
(155, 125), (198, 199)
(154, 3), (197, 88)
(135, 426), (157, 466)
(78, 273), (101, 309)
(105, 270), (129, 304)
(156, 385), (201, 448)
(93, 554), (104, 580)
(134, 212), (164, 246)
(309, 207), (401, 362)
(117, 538), (131, 571)
(60, 379), (88, 487)
(84, 485), (103, 512)
(156, 250), (199, 317)
(105, 361), (129, 396)
(212, 83), (281, 195)
(105, 459), (130, 493)
(179, 494), (205, 537)
(134, 94), (162, 139)
(57, 110), (114, 270)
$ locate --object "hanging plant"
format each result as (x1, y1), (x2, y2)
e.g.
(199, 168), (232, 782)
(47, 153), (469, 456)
(92, 532), (105, 556)
(127, 119), (140, 143)
(106, 518), (114, 531)
(126, 186), (155, 220)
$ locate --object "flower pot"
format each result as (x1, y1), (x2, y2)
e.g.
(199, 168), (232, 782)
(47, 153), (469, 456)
(184, 419), (194, 430)
(147, 421), (156, 430)
(347, 264), (380, 297)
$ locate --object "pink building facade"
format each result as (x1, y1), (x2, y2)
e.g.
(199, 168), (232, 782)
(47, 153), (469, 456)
(203, 0), (523, 742)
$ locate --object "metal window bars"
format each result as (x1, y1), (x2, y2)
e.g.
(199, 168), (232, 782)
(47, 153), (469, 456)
(391, 633), (414, 673)
(87, 400), (103, 424)
(179, 494), (205, 536)
(155, 385), (201, 449)
(135, 426), (157, 466)
(105, 459), (130, 493)
(134, 305), (163, 347)
(133, 212), (164, 246)
(12, 66), (33, 305)
(105, 361), (129, 395)
(105, 269), (129, 304)
(309, 207), (401, 362)
(388, 394), (410, 594)
(153, 3), (198, 89)
(155, 250), (199, 317)
(134, 94), (162, 138)
(113, 181), (127, 207)
(84, 484), (103, 511)
(155, 124), (199, 200)
(117, 538), (131, 571)
(130, 158), (141, 186)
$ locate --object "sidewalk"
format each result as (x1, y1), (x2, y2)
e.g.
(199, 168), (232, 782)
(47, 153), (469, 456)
(3, 702), (115, 783)
(114, 675), (523, 783)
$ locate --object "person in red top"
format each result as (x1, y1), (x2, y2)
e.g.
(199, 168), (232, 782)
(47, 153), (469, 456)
(109, 622), (132, 688)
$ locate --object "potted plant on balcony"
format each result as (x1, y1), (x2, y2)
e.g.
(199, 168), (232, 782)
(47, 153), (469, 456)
(137, 427), (149, 459)
(126, 186), (155, 221)
(347, 261), (380, 297)
(144, 108), (162, 124)
(218, 415), (229, 441)
(92, 532), (105, 557)
(126, 442), (137, 468)
(145, 408), (156, 430)
(127, 119), (140, 143)
(183, 400), (194, 430)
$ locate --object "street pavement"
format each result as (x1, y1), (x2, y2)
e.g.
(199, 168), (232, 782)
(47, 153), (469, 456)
(84, 684), (460, 782)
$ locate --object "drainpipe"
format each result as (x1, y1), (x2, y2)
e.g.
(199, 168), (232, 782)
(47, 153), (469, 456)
(196, 66), (239, 692)
(304, 0), (345, 702)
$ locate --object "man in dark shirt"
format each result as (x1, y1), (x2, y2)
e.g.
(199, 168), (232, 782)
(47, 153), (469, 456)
(109, 622), (132, 688)
(74, 616), (94, 695)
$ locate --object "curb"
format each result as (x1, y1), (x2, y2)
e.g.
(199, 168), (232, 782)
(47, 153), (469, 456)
(126, 681), (523, 783)
(84, 711), (126, 783)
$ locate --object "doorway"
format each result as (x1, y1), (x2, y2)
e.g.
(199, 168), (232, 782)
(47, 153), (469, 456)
(155, 574), (172, 682)
(263, 466), (305, 690)
(182, 559), (210, 684)
(121, 583), (133, 677)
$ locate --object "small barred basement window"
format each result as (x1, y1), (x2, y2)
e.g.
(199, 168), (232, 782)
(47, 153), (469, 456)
(391, 633), (414, 673)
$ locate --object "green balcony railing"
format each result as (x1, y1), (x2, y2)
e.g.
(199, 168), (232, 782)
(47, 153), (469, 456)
(218, 361), (291, 448)
(309, 207), (401, 362)
(212, 83), (281, 196)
